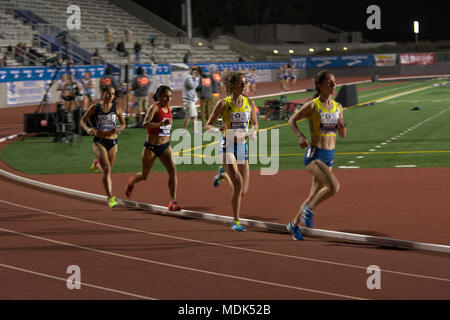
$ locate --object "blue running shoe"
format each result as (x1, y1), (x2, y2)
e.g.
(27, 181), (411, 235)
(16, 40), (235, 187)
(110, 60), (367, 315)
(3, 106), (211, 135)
(213, 166), (226, 187)
(287, 221), (304, 240)
(231, 221), (246, 232)
(300, 205), (314, 228)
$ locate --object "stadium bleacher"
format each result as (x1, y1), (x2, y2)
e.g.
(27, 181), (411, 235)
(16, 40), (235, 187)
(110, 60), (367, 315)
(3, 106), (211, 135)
(0, 0), (240, 68)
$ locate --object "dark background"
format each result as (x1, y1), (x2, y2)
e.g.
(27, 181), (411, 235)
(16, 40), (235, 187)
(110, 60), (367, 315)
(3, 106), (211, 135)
(131, 0), (448, 42)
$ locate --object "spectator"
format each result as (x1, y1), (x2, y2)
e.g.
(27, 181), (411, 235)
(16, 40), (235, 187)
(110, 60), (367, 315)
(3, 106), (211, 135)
(211, 67), (223, 107)
(238, 56), (245, 62)
(182, 66), (200, 134)
(92, 49), (101, 65)
(196, 66), (214, 125)
(27, 44), (43, 65)
(100, 66), (119, 94)
(1, 56), (7, 67)
(7, 45), (13, 58)
(134, 40), (142, 63)
(15, 42), (24, 64)
(131, 66), (151, 125)
(148, 35), (157, 63)
(183, 50), (191, 64)
(105, 28), (114, 52)
(116, 39), (128, 57)
(124, 29), (133, 43)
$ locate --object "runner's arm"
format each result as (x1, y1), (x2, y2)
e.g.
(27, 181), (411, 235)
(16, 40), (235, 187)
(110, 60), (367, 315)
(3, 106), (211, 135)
(80, 104), (97, 136)
(205, 99), (225, 132)
(337, 103), (347, 138)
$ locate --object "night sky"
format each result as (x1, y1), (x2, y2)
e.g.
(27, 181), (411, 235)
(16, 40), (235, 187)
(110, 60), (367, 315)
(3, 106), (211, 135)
(131, 0), (448, 43)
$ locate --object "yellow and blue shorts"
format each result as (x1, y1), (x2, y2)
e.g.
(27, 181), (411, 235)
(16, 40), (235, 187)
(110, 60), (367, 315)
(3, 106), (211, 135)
(304, 146), (334, 167)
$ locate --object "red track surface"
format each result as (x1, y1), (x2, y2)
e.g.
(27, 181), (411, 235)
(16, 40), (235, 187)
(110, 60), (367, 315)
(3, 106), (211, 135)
(1, 77), (449, 300)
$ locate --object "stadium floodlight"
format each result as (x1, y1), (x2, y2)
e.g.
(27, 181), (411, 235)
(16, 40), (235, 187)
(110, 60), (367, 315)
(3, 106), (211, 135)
(288, 49), (294, 54)
(414, 21), (419, 44)
(273, 49), (279, 54)
(198, 42), (203, 47)
(309, 48), (314, 53)
(343, 47), (348, 51)
(326, 47), (331, 52)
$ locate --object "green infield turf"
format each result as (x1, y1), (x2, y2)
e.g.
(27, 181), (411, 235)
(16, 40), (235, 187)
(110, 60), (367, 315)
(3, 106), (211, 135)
(2, 77), (449, 174)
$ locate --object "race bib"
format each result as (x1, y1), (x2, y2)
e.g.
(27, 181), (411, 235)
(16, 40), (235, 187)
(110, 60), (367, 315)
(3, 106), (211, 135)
(230, 111), (250, 130)
(98, 114), (117, 131)
(159, 118), (172, 136)
(319, 111), (339, 133)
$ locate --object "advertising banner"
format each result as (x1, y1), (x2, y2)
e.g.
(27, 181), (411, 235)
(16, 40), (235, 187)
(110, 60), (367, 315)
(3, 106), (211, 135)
(400, 53), (435, 65)
(7, 80), (51, 106)
(307, 55), (374, 68)
(374, 54), (397, 67)
(134, 64), (171, 75)
(0, 65), (105, 83)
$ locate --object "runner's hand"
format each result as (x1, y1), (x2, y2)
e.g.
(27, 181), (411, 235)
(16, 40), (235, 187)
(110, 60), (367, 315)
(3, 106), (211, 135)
(87, 128), (97, 136)
(298, 135), (309, 148)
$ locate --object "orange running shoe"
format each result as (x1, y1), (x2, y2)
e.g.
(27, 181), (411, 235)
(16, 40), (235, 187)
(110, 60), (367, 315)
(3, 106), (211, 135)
(168, 200), (182, 211)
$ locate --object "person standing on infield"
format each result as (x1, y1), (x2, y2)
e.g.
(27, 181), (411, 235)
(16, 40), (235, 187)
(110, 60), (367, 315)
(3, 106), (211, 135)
(182, 66), (200, 134)
(287, 70), (347, 240)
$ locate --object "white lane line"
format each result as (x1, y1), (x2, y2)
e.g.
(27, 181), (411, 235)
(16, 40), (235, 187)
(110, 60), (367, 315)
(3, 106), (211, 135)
(338, 166), (360, 169)
(0, 227), (366, 300)
(1, 199), (449, 283)
(395, 165), (417, 168)
(0, 263), (156, 300)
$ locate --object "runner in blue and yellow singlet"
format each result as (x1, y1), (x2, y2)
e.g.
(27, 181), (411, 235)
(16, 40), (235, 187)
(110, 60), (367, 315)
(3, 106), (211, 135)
(287, 71), (347, 240)
(205, 72), (258, 232)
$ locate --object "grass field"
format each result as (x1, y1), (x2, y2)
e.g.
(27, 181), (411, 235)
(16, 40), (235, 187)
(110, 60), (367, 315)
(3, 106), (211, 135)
(2, 77), (450, 174)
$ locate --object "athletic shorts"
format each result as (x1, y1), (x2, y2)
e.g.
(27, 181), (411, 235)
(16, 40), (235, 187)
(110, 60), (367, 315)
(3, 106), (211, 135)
(218, 136), (249, 161)
(144, 141), (170, 157)
(304, 146), (334, 167)
(183, 100), (198, 118)
(94, 136), (117, 151)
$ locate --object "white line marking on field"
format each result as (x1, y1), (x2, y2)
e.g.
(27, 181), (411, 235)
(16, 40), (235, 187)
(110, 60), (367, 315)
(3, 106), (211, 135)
(1, 200), (449, 283)
(0, 263), (156, 299)
(0, 226), (366, 300)
(338, 166), (360, 169)
(395, 165), (417, 168)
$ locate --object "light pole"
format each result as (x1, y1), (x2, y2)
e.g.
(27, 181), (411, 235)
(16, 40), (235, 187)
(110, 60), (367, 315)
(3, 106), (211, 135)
(414, 21), (419, 44)
(186, 0), (192, 39)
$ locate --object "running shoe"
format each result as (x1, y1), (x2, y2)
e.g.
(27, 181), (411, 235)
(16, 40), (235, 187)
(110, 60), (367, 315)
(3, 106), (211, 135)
(125, 177), (134, 198)
(231, 221), (246, 232)
(108, 196), (118, 208)
(168, 200), (182, 211)
(287, 221), (304, 240)
(300, 204), (315, 228)
(213, 166), (226, 187)
(89, 159), (99, 173)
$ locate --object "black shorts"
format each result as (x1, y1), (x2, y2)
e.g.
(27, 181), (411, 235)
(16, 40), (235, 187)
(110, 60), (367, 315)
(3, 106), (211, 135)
(63, 96), (75, 101)
(144, 141), (170, 157)
(93, 136), (117, 151)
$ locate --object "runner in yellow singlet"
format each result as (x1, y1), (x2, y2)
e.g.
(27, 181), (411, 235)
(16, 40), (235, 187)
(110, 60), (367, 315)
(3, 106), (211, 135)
(287, 70), (347, 240)
(205, 72), (258, 232)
